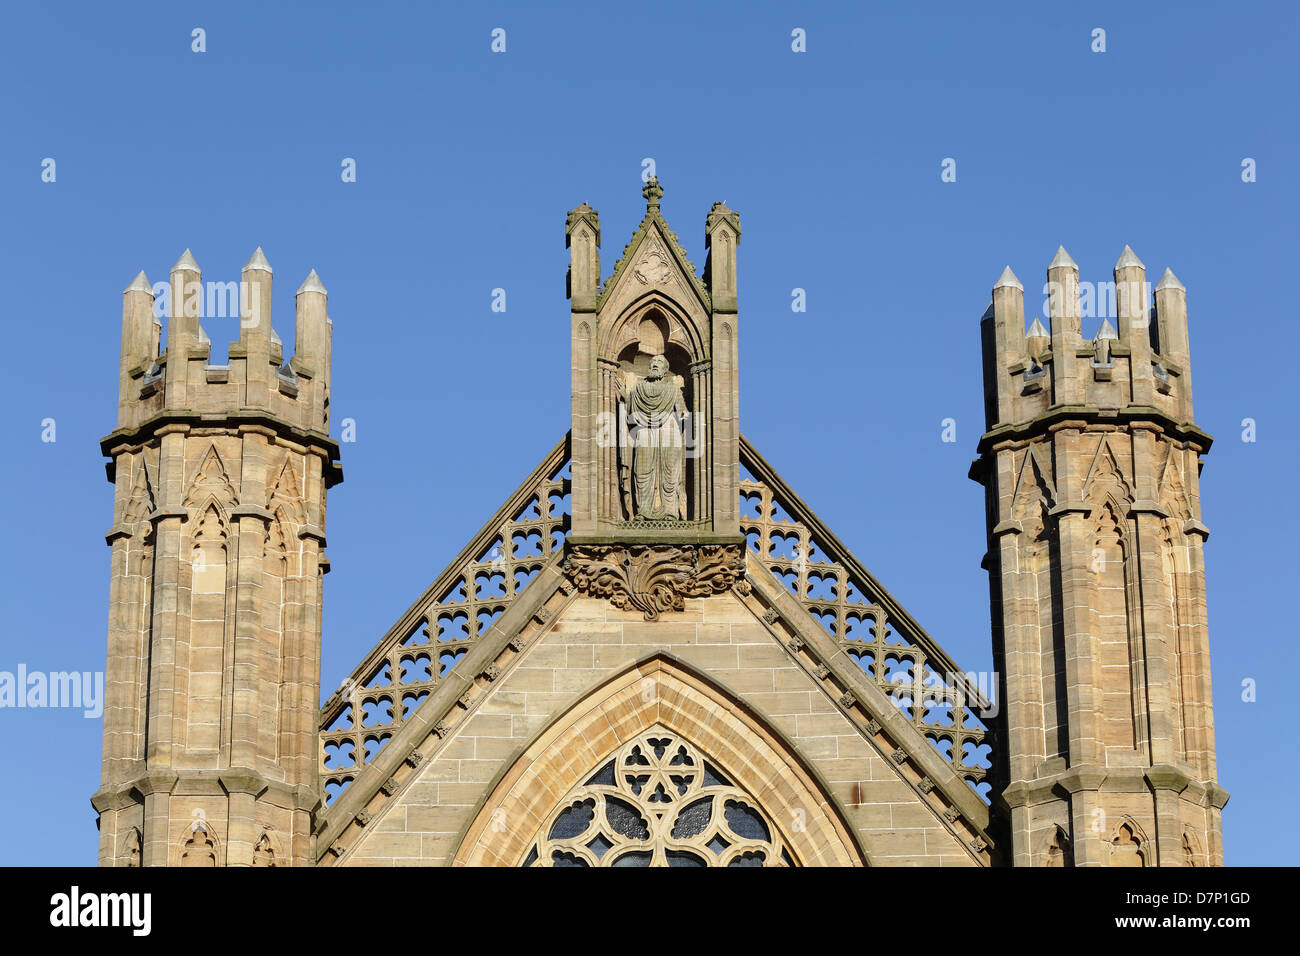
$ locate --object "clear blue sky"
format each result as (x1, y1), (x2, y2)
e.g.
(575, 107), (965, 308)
(0, 1), (1294, 865)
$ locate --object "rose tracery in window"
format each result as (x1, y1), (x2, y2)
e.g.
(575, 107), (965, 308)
(520, 728), (793, 867)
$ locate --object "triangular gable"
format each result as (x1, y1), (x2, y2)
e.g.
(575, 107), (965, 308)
(120, 454), (156, 526)
(1083, 434), (1130, 502)
(316, 432), (994, 861)
(598, 205), (711, 316)
(183, 443), (237, 508)
(1158, 443), (1192, 519)
(1011, 443), (1057, 515)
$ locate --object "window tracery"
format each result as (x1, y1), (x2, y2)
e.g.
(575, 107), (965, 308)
(521, 729), (792, 867)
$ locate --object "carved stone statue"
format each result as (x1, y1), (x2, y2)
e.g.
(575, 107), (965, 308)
(616, 354), (687, 520)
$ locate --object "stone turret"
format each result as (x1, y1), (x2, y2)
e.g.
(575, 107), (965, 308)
(93, 248), (342, 866)
(971, 246), (1226, 866)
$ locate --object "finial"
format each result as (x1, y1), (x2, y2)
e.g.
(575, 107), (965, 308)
(243, 246), (273, 274)
(296, 268), (328, 296)
(1048, 245), (1077, 270)
(1155, 267), (1184, 292)
(1114, 244), (1145, 270)
(994, 265), (1023, 291)
(172, 248), (200, 273)
(124, 270), (152, 294)
(1026, 318), (1049, 339)
(1095, 318), (1118, 341)
(642, 176), (664, 209)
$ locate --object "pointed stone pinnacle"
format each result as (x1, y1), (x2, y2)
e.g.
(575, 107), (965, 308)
(993, 265), (1023, 292)
(1095, 318), (1118, 341)
(1026, 318), (1049, 339)
(1115, 244), (1145, 271)
(270, 326), (283, 348)
(124, 270), (151, 294)
(1049, 245), (1077, 271)
(198, 323), (210, 345)
(1155, 267), (1184, 292)
(243, 246), (273, 274)
(172, 248), (200, 273)
(296, 269), (327, 296)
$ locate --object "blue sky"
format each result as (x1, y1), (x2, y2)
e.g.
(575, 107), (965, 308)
(0, 1), (1295, 865)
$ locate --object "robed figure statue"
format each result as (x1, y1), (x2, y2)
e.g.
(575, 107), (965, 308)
(616, 354), (688, 520)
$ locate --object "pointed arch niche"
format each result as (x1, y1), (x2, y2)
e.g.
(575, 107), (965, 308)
(453, 656), (865, 867)
(595, 294), (712, 526)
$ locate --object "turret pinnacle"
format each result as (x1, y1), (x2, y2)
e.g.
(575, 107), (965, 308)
(172, 248), (200, 273)
(1115, 244), (1145, 270)
(1026, 317), (1050, 363)
(994, 265), (1023, 291)
(243, 246), (273, 274)
(1094, 318), (1118, 341)
(124, 270), (151, 294)
(296, 269), (327, 296)
(1048, 245), (1077, 270)
(1155, 267), (1184, 292)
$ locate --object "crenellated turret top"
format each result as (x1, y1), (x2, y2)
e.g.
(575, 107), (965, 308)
(978, 244), (1200, 442)
(109, 248), (338, 461)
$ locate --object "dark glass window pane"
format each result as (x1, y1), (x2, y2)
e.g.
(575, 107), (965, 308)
(671, 797), (714, 839)
(724, 800), (770, 842)
(702, 762), (731, 788)
(605, 797), (650, 839)
(551, 850), (589, 867)
(667, 850), (707, 867)
(549, 798), (595, 840)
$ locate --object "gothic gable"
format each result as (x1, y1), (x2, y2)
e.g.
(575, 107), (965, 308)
(316, 436), (995, 866)
(597, 178), (711, 318)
